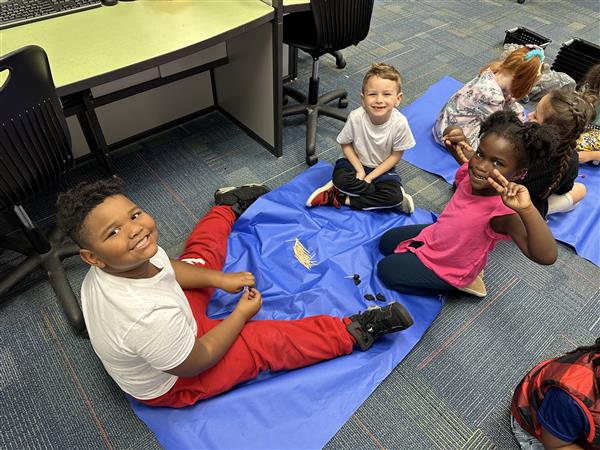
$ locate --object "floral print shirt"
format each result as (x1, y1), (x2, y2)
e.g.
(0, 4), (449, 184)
(432, 69), (526, 149)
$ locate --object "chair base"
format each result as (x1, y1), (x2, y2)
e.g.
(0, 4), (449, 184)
(0, 227), (85, 335)
(283, 84), (349, 166)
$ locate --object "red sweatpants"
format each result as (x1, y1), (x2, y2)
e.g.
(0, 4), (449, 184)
(138, 206), (355, 408)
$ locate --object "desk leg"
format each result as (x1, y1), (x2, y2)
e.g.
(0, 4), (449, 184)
(76, 91), (116, 175)
(272, 10), (283, 157)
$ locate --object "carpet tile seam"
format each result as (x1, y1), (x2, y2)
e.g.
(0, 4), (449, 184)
(416, 276), (519, 370)
(397, 371), (473, 436)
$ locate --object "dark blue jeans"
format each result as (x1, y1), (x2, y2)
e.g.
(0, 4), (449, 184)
(377, 225), (456, 296)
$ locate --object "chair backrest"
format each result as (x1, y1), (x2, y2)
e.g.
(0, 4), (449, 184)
(311, 0), (375, 54)
(0, 45), (73, 210)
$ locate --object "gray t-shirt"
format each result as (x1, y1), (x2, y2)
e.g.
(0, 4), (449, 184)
(336, 107), (415, 168)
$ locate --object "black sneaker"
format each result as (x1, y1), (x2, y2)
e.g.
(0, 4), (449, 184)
(346, 302), (414, 351)
(214, 184), (270, 217)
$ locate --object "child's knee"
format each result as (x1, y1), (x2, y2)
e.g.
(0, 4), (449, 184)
(376, 257), (398, 289)
(332, 169), (354, 190)
(376, 258), (389, 282)
(378, 230), (397, 255)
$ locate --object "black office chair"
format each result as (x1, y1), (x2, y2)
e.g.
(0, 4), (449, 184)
(0, 45), (84, 333)
(329, 51), (346, 69)
(283, 0), (375, 166)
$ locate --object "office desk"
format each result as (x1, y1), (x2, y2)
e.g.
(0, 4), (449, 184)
(0, 1), (280, 170)
(283, 0), (310, 13)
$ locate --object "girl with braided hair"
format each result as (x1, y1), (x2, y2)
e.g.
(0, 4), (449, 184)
(444, 88), (595, 217)
(525, 88), (595, 216)
(577, 63), (600, 165)
(377, 111), (557, 298)
(511, 337), (600, 449)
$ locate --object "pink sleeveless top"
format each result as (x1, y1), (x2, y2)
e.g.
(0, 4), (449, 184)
(394, 163), (514, 287)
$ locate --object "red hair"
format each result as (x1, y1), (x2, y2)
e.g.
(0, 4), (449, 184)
(482, 47), (542, 100)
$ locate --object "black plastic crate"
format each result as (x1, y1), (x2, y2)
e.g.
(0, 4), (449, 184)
(555, 52), (600, 66)
(552, 62), (587, 80)
(551, 38), (600, 83)
(559, 38), (600, 60)
(553, 54), (594, 71)
(504, 27), (551, 48)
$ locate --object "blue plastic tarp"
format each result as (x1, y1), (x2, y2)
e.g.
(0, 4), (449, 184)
(129, 162), (443, 449)
(547, 164), (600, 266)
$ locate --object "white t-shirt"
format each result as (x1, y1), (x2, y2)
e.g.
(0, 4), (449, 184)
(336, 107), (416, 168)
(81, 246), (197, 400)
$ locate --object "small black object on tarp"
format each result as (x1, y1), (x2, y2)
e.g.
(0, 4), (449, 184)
(364, 294), (375, 301)
(353, 274), (361, 285)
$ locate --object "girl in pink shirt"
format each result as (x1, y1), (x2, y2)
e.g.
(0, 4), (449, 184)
(377, 111), (558, 297)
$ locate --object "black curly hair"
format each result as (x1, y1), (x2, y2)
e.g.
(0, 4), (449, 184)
(56, 177), (124, 247)
(479, 110), (559, 169)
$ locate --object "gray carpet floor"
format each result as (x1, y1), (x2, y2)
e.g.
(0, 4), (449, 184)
(1, 1), (599, 449)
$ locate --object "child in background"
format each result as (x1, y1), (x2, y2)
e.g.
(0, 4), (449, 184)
(577, 63), (600, 165)
(433, 46), (544, 155)
(56, 179), (414, 408)
(511, 338), (600, 449)
(306, 63), (416, 214)
(445, 88), (595, 217)
(378, 111), (557, 298)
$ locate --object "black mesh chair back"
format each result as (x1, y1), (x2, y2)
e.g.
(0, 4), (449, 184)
(311, 0), (374, 57)
(0, 45), (73, 210)
(283, 0), (375, 165)
(0, 45), (83, 333)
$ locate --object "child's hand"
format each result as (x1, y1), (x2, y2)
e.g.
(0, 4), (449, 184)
(355, 169), (366, 181)
(451, 142), (473, 164)
(442, 126), (467, 144)
(234, 287), (262, 321)
(220, 272), (255, 293)
(487, 169), (533, 212)
(363, 173), (374, 184)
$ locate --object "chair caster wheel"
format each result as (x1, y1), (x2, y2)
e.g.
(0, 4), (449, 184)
(335, 56), (346, 69)
(338, 98), (348, 108)
(306, 155), (318, 166)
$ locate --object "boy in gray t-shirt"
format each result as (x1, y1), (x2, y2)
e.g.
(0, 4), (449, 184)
(306, 63), (416, 213)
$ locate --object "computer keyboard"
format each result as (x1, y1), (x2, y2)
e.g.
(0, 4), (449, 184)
(0, 0), (102, 30)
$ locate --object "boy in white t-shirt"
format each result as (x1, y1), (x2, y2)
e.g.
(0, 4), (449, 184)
(306, 63), (416, 213)
(56, 178), (414, 408)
